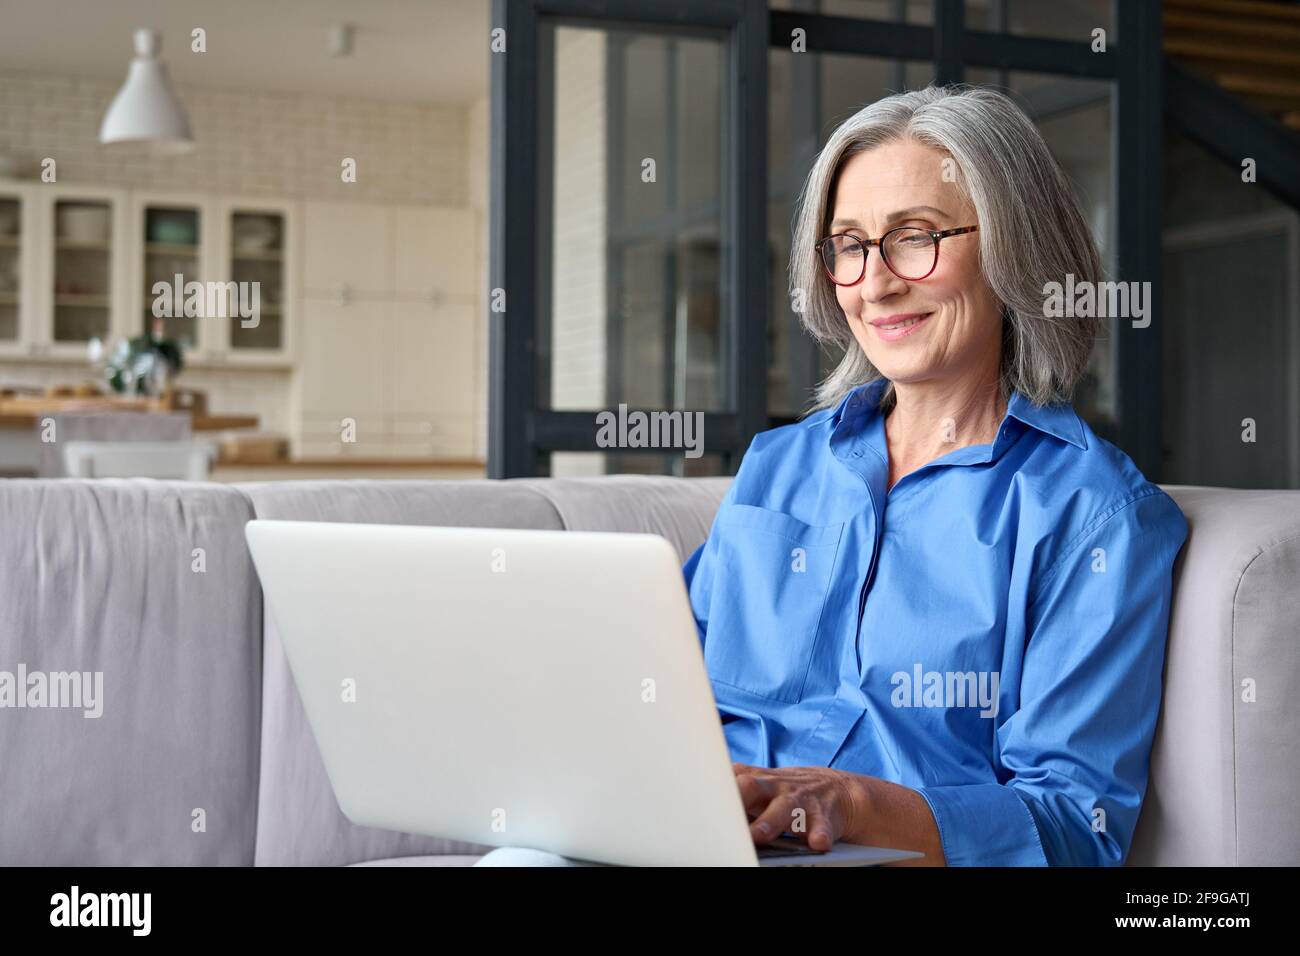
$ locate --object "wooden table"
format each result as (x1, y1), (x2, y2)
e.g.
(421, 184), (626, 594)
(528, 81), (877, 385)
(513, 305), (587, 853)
(0, 397), (259, 475)
(0, 396), (258, 432)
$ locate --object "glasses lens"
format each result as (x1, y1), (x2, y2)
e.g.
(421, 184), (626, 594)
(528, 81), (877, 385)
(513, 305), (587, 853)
(821, 235), (865, 284)
(881, 228), (937, 280)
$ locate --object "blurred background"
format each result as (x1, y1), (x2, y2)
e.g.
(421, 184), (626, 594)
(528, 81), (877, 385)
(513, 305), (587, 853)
(0, 0), (1296, 486)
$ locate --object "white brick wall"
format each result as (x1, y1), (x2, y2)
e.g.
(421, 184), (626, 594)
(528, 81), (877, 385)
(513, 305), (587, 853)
(0, 70), (468, 204)
(551, 28), (606, 413)
(550, 28), (608, 477)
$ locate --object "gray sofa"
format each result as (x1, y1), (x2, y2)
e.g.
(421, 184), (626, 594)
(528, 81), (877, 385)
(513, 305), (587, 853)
(1, 476), (1296, 866)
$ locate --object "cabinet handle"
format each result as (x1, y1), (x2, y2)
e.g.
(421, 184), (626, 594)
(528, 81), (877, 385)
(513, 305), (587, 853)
(335, 284), (353, 306)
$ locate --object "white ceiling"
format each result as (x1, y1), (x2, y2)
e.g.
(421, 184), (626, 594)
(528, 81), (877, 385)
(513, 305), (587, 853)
(0, 0), (490, 105)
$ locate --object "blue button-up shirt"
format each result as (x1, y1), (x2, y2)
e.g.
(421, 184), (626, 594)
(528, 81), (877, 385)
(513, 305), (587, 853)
(683, 377), (1188, 866)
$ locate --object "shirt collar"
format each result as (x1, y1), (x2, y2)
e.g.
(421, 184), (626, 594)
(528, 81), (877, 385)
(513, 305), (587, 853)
(1004, 388), (1087, 450)
(828, 377), (1087, 460)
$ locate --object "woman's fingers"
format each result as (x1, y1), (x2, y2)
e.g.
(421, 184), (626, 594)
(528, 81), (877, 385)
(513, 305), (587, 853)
(804, 806), (838, 852)
(732, 765), (848, 850)
(748, 791), (841, 849)
(733, 764), (776, 816)
(748, 791), (800, 844)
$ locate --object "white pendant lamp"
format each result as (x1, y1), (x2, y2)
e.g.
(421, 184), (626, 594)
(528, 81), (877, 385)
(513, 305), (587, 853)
(99, 29), (194, 154)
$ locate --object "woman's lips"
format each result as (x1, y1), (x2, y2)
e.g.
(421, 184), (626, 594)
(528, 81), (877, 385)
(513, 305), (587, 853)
(870, 312), (932, 341)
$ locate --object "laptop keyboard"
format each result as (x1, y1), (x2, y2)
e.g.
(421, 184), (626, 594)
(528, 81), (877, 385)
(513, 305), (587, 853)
(755, 835), (827, 858)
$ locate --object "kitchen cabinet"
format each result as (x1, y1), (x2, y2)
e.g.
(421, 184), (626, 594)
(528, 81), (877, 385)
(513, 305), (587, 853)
(127, 190), (214, 355)
(35, 184), (130, 361)
(291, 201), (480, 461)
(0, 183), (36, 358)
(302, 201), (391, 297)
(386, 301), (476, 458)
(393, 205), (475, 301)
(0, 181), (297, 369)
(292, 300), (476, 460)
(216, 196), (296, 365)
(132, 193), (297, 366)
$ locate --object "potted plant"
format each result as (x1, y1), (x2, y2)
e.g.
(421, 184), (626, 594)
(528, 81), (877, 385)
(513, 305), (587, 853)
(99, 318), (185, 397)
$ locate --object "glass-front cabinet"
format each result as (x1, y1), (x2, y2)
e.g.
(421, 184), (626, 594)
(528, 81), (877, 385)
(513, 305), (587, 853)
(130, 193), (294, 366)
(39, 185), (129, 360)
(219, 198), (293, 363)
(130, 193), (207, 352)
(0, 183), (34, 357)
(0, 184), (295, 368)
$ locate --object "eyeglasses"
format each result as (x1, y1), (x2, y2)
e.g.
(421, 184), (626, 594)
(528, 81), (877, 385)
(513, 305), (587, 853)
(815, 225), (978, 284)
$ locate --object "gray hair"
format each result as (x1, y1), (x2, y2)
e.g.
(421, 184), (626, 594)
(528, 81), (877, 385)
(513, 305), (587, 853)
(789, 84), (1103, 414)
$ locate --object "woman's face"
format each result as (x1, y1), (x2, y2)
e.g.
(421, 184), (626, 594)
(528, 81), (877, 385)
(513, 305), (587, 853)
(826, 138), (1002, 391)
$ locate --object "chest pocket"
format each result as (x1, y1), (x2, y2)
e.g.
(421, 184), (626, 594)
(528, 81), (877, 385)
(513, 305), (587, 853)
(704, 504), (844, 704)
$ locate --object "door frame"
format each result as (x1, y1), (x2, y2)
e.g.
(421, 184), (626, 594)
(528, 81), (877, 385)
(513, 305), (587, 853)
(489, 0), (768, 477)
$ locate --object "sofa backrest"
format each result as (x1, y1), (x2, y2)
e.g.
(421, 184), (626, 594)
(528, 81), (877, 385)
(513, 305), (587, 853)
(0, 479), (261, 865)
(1132, 485), (1300, 866)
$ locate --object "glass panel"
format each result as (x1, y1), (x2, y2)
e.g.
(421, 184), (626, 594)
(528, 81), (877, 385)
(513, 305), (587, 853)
(768, 0), (933, 23)
(542, 450), (727, 478)
(1162, 129), (1298, 488)
(52, 199), (112, 343)
(768, 52), (933, 418)
(0, 196), (20, 342)
(967, 69), (1116, 430)
(229, 210), (284, 350)
(143, 205), (200, 349)
(966, 0), (1115, 43)
(1164, 225), (1294, 488)
(541, 22), (729, 412)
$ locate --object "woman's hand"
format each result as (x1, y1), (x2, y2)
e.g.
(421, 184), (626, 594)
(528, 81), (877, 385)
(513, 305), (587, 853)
(732, 762), (868, 852)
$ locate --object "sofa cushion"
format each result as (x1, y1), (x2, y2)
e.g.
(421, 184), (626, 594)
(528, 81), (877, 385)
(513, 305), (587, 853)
(0, 478), (261, 865)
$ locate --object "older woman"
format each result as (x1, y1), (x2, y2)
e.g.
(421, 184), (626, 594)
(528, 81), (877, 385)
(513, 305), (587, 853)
(681, 85), (1188, 866)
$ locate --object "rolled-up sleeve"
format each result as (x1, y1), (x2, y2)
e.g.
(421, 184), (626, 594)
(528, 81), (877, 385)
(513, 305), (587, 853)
(916, 490), (1189, 866)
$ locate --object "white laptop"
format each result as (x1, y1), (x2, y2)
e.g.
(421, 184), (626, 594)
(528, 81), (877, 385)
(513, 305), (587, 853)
(244, 519), (923, 868)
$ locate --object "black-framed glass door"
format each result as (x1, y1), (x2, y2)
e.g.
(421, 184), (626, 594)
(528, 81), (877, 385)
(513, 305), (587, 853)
(491, 0), (1165, 479)
(490, 0), (768, 478)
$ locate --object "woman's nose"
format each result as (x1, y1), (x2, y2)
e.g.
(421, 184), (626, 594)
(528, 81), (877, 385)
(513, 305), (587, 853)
(858, 245), (907, 302)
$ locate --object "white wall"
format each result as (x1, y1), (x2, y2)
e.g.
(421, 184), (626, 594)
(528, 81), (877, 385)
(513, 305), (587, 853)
(467, 94), (489, 461)
(549, 28), (607, 478)
(551, 28), (607, 414)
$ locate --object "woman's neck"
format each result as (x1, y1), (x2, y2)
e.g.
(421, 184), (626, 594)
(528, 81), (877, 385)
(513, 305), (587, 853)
(883, 377), (1007, 489)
